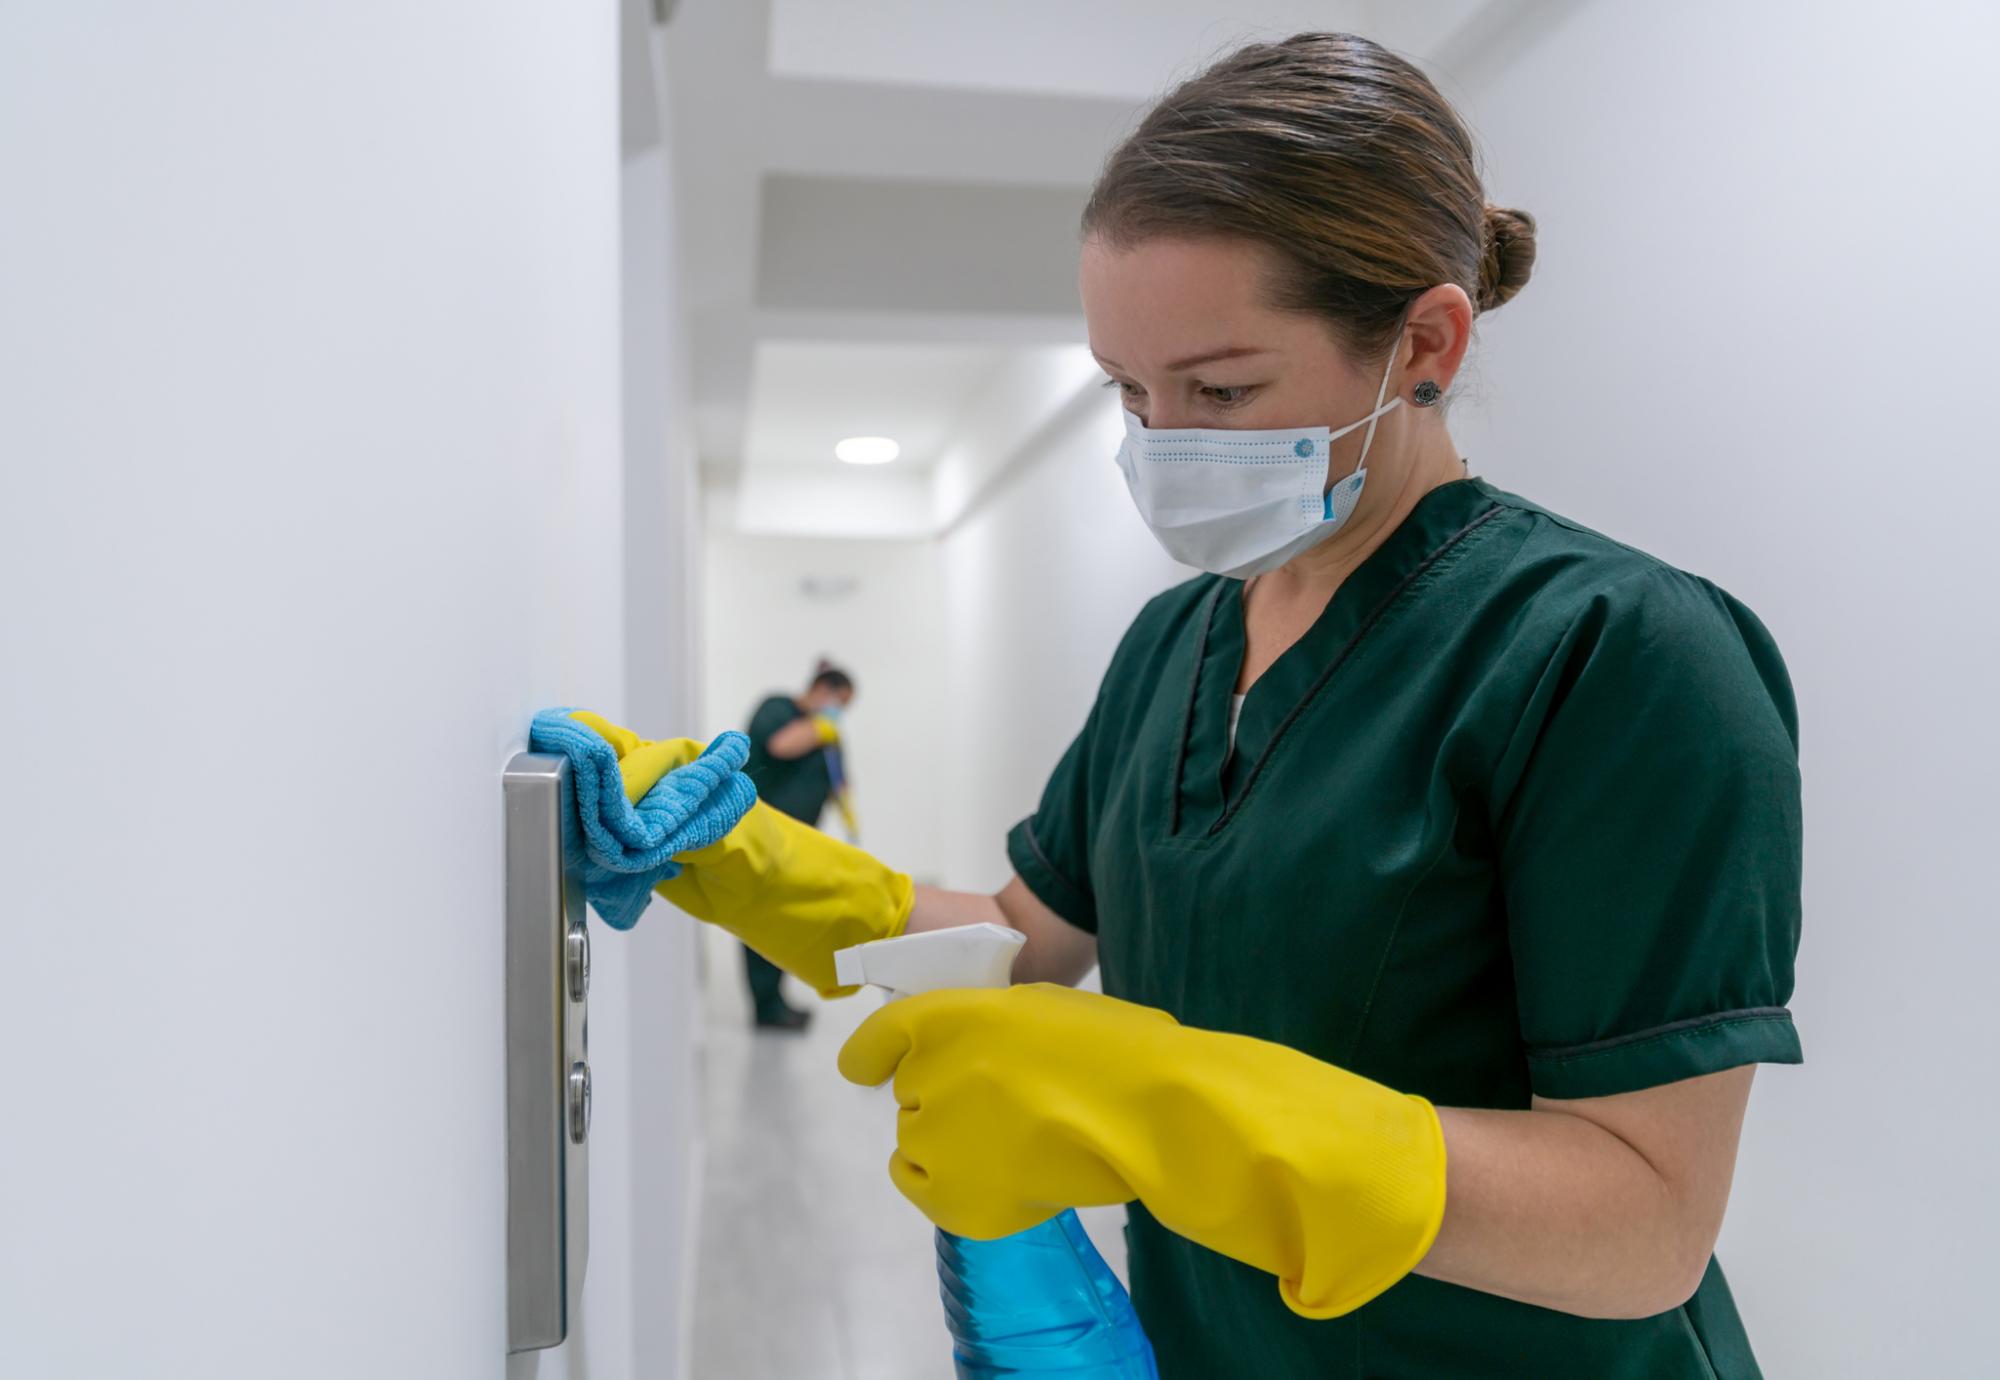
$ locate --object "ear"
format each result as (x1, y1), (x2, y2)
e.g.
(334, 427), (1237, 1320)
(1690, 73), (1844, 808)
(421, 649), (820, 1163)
(1400, 283), (1475, 401)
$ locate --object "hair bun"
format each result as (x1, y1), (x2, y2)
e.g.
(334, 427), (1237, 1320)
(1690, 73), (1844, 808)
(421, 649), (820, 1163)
(1476, 205), (1537, 312)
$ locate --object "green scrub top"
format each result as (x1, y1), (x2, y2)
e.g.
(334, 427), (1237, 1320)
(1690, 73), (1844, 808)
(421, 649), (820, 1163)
(1007, 477), (1802, 1380)
(744, 695), (832, 826)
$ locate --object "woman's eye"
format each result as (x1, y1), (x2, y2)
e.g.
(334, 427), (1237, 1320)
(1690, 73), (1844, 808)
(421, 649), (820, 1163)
(1202, 385), (1252, 407)
(1101, 378), (1144, 399)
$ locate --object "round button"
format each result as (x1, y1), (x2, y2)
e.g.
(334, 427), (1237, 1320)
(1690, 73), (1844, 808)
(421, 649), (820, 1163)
(566, 924), (590, 1003)
(567, 1061), (591, 1144)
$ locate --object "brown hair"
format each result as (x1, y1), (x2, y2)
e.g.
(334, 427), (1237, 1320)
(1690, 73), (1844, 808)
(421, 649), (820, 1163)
(810, 659), (854, 695)
(1082, 32), (1536, 357)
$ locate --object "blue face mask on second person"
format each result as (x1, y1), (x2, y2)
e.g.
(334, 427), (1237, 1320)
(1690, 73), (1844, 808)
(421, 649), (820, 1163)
(1114, 338), (1403, 580)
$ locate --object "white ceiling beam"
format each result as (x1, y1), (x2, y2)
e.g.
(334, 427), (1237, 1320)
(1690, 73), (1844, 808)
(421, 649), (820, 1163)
(759, 77), (1140, 186)
(750, 308), (1085, 347)
(1421, 0), (1591, 93)
(756, 175), (1086, 316)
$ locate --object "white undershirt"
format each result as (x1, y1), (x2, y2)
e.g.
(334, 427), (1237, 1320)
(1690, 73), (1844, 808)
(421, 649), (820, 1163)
(1228, 693), (1247, 756)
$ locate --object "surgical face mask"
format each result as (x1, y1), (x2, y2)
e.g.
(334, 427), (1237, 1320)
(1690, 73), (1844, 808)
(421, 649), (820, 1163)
(1114, 340), (1403, 580)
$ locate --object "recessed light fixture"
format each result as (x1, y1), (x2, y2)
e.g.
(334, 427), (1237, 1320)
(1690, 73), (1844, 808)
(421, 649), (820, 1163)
(834, 435), (900, 465)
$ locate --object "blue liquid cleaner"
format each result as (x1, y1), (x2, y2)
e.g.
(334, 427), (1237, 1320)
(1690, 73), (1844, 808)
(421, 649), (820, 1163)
(937, 1208), (1159, 1379)
(832, 930), (1160, 1378)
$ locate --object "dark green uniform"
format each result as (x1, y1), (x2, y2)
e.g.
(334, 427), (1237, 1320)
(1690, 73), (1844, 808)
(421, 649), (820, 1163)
(742, 695), (835, 1017)
(745, 695), (832, 826)
(1007, 478), (1802, 1380)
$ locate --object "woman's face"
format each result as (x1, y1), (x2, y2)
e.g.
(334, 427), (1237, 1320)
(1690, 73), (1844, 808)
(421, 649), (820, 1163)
(1080, 235), (1410, 489)
(808, 685), (854, 713)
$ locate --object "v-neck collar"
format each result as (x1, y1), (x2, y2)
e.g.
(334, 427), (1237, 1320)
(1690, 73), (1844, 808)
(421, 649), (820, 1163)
(1170, 478), (1506, 839)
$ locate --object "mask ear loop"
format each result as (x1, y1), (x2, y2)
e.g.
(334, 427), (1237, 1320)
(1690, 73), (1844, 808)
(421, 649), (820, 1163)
(1349, 326), (1406, 481)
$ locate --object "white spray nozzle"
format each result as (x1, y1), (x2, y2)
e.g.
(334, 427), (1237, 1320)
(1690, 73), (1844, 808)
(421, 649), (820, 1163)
(833, 923), (1027, 999)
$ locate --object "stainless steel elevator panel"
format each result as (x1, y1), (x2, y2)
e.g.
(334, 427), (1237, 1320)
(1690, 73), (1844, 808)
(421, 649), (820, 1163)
(504, 753), (589, 1353)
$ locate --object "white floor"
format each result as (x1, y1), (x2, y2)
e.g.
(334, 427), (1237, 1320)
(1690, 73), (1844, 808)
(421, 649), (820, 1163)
(688, 928), (1130, 1380)
(690, 927), (952, 1380)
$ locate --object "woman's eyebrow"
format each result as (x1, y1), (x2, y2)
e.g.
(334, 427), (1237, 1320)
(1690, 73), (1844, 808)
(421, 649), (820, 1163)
(1094, 346), (1272, 374)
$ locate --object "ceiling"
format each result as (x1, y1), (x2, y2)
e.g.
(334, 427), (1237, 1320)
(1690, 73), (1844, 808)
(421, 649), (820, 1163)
(743, 343), (1012, 471)
(662, 0), (1549, 535)
(766, 0), (1491, 102)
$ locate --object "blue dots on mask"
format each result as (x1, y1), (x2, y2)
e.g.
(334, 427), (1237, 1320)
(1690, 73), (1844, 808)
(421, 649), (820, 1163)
(1293, 438), (1315, 457)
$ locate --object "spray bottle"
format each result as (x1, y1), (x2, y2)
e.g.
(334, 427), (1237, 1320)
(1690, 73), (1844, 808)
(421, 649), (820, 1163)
(835, 926), (1159, 1380)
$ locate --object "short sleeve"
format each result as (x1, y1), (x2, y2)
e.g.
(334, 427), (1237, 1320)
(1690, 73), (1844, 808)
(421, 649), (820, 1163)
(1007, 699), (1103, 933)
(1497, 572), (1804, 1100)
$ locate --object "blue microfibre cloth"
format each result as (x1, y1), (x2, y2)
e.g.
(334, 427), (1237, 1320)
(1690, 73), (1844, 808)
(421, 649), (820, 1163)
(528, 709), (758, 931)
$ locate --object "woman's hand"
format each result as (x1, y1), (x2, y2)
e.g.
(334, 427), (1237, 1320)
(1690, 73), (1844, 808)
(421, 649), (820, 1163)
(565, 711), (914, 993)
(837, 983), (1448, 1319)
(839, 966), (1760, 1322)
(838, 984), (1168, 1237)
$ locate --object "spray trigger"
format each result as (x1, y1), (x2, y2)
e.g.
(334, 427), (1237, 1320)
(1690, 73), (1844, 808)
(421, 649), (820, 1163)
(833, 923), (1026, 1000)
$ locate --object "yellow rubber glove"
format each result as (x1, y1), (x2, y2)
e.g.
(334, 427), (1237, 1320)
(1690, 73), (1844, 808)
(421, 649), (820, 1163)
(568, 711), (913, 997)
(837, 983), (1447, 1320)
(812, 714), (842, 746)
(567, 711), (707, 802)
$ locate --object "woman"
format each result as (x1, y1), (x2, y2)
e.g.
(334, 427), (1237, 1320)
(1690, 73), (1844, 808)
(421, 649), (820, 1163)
(600, 31), (1801, 1379)
(736, 660), (858, 1030)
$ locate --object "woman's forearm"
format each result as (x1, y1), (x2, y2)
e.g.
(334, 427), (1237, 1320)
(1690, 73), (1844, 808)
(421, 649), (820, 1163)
(1416, 1067), (1753, 1319)
(905, 879), (1098, 986)
(764, 715), (824, 759)
(891, 883), (1751, 1321)
(905, 884), (1006, 934)
(898, 877), (1751, 1322)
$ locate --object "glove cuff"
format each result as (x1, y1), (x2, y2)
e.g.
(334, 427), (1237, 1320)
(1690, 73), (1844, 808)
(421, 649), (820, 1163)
(1277, 1092), (1447, 1318)
(1123, 1028), (1449, 1321)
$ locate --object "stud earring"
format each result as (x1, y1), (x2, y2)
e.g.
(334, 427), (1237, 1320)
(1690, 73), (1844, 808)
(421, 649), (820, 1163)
(1412, 379), (1442, 407)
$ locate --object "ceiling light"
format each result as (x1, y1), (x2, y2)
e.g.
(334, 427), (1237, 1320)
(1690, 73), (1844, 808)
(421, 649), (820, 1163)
(835, 435), (900, 465)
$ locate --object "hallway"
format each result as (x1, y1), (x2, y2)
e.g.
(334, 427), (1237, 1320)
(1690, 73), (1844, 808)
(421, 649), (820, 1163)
(691, 930), (949, 1379)
(691, 929), (1136, 1379)
(6, 5), (1995, 1377)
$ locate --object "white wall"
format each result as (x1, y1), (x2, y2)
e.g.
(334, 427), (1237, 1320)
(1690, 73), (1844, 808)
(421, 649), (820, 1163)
(698, 530), (950, 883)
(724, 465), (940, 539)
(934, 395), (1192, 891)
(931, 347), (1102, 530)
(616, 10), (705, 1379)
(699, 391), (1186, 893)
(0, 4), (690, 1377)
(699, 392), (1185, 897)
(1443, 4), (2000, 1374)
